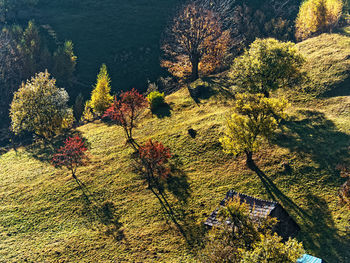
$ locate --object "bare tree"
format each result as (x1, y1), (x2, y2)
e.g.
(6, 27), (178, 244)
(161, 3), (231, 81)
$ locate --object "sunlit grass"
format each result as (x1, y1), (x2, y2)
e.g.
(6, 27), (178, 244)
(1, 34), (350, 261)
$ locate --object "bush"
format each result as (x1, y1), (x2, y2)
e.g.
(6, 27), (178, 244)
(10, 71), (73, 138)
(147, 91), (165, 111)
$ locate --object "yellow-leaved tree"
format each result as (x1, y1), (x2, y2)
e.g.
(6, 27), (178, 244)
(90, 64), (113, 115)
(220, 93), (288, 168)
(295, 0), (343, 41)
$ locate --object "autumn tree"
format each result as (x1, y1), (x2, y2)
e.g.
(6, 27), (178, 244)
(135, 139), (185, 231)
(161, 3), (231, 81)
(230, 38), (305, 98)
(10, 71), (73, 139)
(0, 21), (77, 126)
(139, 139), (172, 191)
(197, 0), (298, 56)
(90, 64), (113, 115)
(220, 93), (288, 167)
(52, 135), (89, 182)
(295, 0), (343, 41)
(103, 89), (147, 149)
(241, 233), (305, 263)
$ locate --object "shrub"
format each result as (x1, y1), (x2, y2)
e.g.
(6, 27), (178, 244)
(10, 71), (73, 139)
(147, 91), (165, 111)
(295, 0), (343, 41)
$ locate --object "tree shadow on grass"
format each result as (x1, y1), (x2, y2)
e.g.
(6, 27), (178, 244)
(300, 193), (350, 263)
(132, 153), (205, 249)
(165, 163), (192, 204)
(73, 177), (125, 241)
(273, 110), (350, 171)
(249, 162), (310, 221)
(249, 163), (349, 262)
(188, 77), (235, 105)
(24, 130), (88, 163)
(151, 103), (172, 118)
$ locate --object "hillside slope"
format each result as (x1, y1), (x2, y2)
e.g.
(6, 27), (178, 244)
(0, 34), (350, 262)
(297, 33), (350, 97)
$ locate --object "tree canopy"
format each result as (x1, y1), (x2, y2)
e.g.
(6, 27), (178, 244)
(220, 93), (288, 166)
(161, 3), (231, 81)
(200, 196), (304, 262)
(230, 38), (305, 97)
(10, 71), (73, 138)
(295, 0), (343, 40)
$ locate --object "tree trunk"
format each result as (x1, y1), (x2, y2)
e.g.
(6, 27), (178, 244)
(245, 151), (255, 169)
(263, 89), (270, 98)
(191, 57), (199, 81)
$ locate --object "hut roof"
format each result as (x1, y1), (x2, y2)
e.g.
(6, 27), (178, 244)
(205, 190), (279, 227)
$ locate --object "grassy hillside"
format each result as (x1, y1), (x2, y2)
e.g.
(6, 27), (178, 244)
(1, 34), (350, 262)
(297, 33), (350, 97)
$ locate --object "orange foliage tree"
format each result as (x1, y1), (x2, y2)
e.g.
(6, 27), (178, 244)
(161, 3), (231, 81)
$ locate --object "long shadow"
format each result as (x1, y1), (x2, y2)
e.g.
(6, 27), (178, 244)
(73, 177), (125, 241)
(249, 162), (310, 220)
(155, 188), (206, 249)
(132, 153), (205, 248)
(165, 163), (191, 204)
(300, 193), (350, 263)
(201, 76), (236, 100)
(188, 77), (235, 105)
(248, 161), (350, 262)
(322, 76), (350, 97)
(273, 110), (350, 171)
(188, 83), (217, 104)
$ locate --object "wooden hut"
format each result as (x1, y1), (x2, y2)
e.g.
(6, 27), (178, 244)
(205, 190), (300, 239)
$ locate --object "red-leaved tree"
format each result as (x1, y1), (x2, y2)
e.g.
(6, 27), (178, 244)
(103, 88), (147, 149)
(52, 135), (89, 181)
(137, 139), (183, 230)
(139, 139), (172, 189)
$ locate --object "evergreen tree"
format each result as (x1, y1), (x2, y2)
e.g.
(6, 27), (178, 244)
(90, 64), (113, 115)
